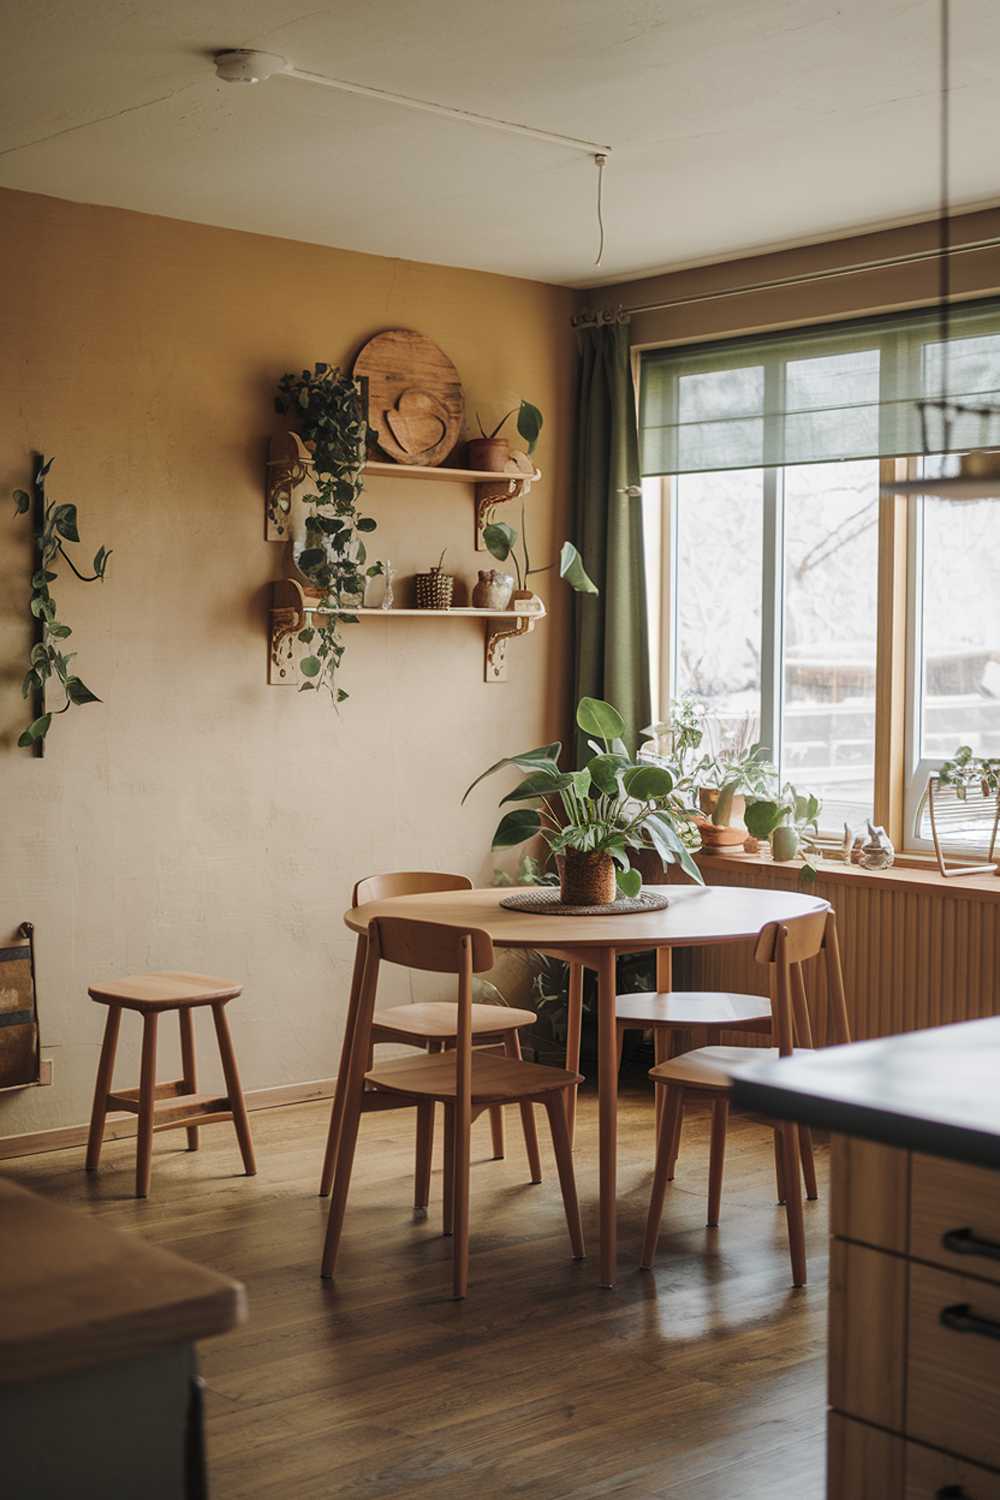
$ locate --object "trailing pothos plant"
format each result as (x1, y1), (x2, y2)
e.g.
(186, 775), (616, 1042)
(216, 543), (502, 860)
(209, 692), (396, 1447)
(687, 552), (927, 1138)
(12, 456), (111, 750)
(463, 696), (703, 896)
(274, 363), (381, 705)
(938, 744), (1000, 799)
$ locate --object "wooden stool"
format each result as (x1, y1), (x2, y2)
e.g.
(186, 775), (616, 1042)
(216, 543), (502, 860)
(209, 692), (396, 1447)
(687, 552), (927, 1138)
(85, 971), (257, 1198)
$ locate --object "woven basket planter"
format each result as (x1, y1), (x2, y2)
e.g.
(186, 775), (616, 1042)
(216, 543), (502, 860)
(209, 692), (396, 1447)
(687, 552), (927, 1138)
(415, 568), (455, 609)
(559, 850), (616, 906)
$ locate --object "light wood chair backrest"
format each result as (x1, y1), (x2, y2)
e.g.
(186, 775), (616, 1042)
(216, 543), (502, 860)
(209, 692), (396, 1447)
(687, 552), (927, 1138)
(751, 909), (850, 1054)
(352, 871), (472, 906)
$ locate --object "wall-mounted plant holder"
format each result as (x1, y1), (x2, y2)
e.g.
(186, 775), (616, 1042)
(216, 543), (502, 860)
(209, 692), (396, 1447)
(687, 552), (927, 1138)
(265, 431), (315, 540)
(0, 921), (51, 1093)
(269, 579), (545, 686)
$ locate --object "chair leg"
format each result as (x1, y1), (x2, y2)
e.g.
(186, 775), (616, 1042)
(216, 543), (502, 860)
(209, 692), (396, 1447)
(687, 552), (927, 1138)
(319, 934), (367, 1197)
(799, 1125), (819, 1201)
(707, 1098), (728, 1227)
(414, 1101), (434, 1217)
(178, 1008), (199, 1152)
(653, 1028), (668, 1135)
(489, 1105), (505, 1160)
(86, 1005), (121, 1173)
(779, 1120), (808, 1287)
(616, 1022), (626, 1072)
(211, 1002), (256, 1177)
(544, 1090), (585, 1259)
(135, 1012), (159, 1199)
(321, 1059), (366, 1279)
(666, 1087), (685, 1181)
(641, 1085), (684, 1269)
(442, 1102), (455, 1236)
(773, 1127), (786, 1204)
(452, 1100), (471, 1300)
(506, 1031), (542, 1184)
(564, 962), (583, 1147)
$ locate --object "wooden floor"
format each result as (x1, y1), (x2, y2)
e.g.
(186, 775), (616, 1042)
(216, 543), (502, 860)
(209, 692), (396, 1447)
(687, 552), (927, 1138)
(7, 1077), (830, 1499)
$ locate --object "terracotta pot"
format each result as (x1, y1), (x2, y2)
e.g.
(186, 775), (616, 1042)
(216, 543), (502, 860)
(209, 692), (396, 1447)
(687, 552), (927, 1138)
(695, 817), (747, 850)
(697, 786), (747, 828)
(467, 436), (510, 472)
(770, 825), (800, 862)
(560, 849), (616, 906)
(510, 587), (535, 607)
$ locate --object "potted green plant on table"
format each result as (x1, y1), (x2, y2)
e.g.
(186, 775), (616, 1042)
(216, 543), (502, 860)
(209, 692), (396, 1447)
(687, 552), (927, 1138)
(467, 399), (543, 473)
(463, 697), (703, 906)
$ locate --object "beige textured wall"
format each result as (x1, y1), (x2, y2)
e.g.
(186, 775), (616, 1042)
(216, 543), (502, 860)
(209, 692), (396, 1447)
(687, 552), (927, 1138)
(0, 187), (576, 1136)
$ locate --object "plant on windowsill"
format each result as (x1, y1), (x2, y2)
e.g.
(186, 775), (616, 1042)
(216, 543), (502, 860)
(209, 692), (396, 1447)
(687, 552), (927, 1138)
(463, 696), (703, 906)
(745, 787), (823, 878)
(695, 742), (778, 850)
(274, 363), (383, 705)
(467, 398), (543, 473)
(937, 745), (1000, 798)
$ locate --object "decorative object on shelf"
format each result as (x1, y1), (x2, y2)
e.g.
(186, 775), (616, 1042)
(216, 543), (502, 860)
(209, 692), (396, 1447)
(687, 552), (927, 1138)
(472, 569), (514, 610)
(499, 886), (671, 917)
(268, 579), (545, 686)
(378, 559), (394, 610)
(415, 548), (455, 609)
(483, 509), (597, 605)
(468, 399), (543, 473)
(745, 787), (823, 879)
(920, 746), (1000, 876)
(857, 821), (895, 871)
(11, 455), (111, 756)
(0, 921), (42, 1091)
(265, 430), (314, 540)
(274, 363), (382, 705)
(353, 329), (463, 467)
(462, 695), (703, 906)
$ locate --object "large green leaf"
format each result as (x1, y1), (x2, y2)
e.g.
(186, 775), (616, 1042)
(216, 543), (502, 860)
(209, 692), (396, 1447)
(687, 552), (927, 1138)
(461, 741), (561, 805)
(622, 764), (674, 801)
(18, 713), (51, 747)
(616, 866), (642, 898)
(570, 767), (592, 799)
(482, 521), (517, 562)
(586, 752), (630, 795)
(299, 655), (321, 678)
(52, 503), (79, 542)
(65, 676), (100, 706)
(516, 400), (543, 454)
(558, 542), (598, 594)
(576, 697), (626, 743)
(491, 808), (542, 849)
(13, 489), (30, 514)
(644, 814), (704, 885)
(499, 769), (574, 804)
(744, 799), (785, 839)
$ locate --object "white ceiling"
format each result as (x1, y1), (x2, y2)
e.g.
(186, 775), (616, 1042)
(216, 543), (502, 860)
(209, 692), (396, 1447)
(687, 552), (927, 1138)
(1, 0), (998, 288)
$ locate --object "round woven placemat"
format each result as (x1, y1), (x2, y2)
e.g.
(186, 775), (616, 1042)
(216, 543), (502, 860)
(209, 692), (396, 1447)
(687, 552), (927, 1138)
(499, 888), (671, 917)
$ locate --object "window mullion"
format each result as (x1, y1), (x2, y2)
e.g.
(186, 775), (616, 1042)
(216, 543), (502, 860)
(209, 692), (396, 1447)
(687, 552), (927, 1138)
(760, 466), (784, 770)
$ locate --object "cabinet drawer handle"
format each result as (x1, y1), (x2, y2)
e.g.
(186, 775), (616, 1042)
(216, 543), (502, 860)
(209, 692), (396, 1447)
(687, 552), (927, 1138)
(940, 1302), (1000, 1342)
(943, 1226), (1000, 1263)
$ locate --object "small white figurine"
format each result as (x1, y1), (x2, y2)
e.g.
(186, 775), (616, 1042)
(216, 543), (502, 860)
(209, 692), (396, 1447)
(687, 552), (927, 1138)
(858, 820), (895, 870)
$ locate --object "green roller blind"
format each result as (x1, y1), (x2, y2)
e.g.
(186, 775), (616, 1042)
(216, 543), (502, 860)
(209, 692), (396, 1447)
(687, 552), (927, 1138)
(639, 297), (1000, 476)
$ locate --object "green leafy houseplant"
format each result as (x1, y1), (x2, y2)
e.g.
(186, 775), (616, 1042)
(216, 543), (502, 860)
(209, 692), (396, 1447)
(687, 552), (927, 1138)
(463, 696), (703, 904)
(745, 786), (823, 874)
(483, 508), (597, 597)
(938, 744), (1000, 799)
(12, 456), (111, 749)
(274, 363), (382, 705)
(477, 399), (543, 455)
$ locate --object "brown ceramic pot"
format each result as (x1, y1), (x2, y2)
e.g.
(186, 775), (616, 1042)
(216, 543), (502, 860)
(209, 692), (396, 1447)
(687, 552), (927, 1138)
(560, 849), (616, 906)
(467, 437), (510, 472)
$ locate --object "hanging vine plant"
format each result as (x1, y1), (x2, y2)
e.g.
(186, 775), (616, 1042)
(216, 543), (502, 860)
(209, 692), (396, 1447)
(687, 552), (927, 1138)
(274, 363), (380, 705)
(12, 454), (111, 753)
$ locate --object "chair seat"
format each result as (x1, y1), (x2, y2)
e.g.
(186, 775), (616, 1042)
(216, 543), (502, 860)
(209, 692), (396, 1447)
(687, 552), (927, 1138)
(650, 1044), (811, 1093)
(617, 990), (771, 1029)
(88, 971), (242, 1011)
(372, 1001), (536, 1039)
(366, 1049), (581, 1104)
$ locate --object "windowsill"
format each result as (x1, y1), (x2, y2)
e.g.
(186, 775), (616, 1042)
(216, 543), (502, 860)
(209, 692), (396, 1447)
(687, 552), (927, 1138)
(695, 848), (1000, 899)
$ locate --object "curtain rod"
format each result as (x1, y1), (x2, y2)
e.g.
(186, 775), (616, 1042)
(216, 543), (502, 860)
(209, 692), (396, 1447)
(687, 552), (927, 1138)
(572, 234), (1000, 327)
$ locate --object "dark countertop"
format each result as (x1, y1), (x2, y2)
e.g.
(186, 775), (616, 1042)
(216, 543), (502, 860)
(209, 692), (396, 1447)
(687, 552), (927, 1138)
(731, 1017), (1000, 1169)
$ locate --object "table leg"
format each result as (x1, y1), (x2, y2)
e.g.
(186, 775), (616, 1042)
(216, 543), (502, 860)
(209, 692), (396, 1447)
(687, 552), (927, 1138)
(319, 934), (368, 1197)
(597, 948), (618, 1289)
(564, 962), (583, 1147)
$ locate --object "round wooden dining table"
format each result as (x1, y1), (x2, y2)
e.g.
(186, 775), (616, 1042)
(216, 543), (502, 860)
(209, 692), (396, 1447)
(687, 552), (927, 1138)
(341, 882), (830, 1287)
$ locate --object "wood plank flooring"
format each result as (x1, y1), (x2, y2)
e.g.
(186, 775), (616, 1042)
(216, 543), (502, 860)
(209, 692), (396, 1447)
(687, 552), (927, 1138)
(6, 1077), (829, 1499)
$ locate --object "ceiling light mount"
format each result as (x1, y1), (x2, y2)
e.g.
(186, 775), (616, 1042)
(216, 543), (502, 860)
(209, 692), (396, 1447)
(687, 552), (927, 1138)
(214, 50), (289, 85)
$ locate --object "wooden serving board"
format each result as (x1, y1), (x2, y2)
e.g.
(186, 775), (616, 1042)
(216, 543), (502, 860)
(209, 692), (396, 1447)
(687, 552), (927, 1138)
(353, 329), (463, 467)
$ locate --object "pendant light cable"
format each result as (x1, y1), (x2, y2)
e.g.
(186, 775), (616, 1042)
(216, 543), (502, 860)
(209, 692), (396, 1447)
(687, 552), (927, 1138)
(594, 153), (608, 268)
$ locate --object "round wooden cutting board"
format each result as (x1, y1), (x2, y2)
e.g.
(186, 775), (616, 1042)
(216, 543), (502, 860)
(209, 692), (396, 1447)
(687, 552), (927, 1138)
(354, 329), (464, 467)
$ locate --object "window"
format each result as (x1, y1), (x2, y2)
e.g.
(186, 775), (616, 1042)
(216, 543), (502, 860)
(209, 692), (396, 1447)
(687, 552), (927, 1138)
(639, 297), (1000, 848)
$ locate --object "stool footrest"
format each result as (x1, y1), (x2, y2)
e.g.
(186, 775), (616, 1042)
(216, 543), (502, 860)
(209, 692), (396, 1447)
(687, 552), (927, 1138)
(107, 1089), (231, 1126)
(107, 1079), (191, 1108)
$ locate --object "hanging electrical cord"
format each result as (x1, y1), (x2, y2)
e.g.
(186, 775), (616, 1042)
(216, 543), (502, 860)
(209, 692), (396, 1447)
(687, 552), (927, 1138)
(594, 153), (608, 268)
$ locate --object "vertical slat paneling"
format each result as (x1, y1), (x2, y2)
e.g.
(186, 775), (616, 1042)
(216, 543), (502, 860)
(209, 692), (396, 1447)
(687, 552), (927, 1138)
(676, 864), (999, 1042)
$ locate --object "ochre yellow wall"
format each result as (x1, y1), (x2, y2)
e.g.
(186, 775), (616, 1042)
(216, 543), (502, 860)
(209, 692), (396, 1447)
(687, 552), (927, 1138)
(0, 187), (576, 1136)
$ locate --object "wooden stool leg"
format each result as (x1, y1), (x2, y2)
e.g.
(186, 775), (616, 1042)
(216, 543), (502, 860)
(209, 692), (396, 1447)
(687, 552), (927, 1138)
(799, 1125), (818, 1201)
(135, 1012), (159, 1199)
(653, 1028), (668, 1134)
(211, 1002), (256, 1177)
(707, 1098), (728, 1227)
(414, 1101), (434, 1217)
(641, 1084), (683, 1269)
(544, 1091), (585, 1260)
(178, 1009), (199, 1152)
(773, 1127), (786, 1204)
(779, 1120), (807, 1287)
(442, 1102), (455, 1237)
(86, 1005), (121, 1173)
(320, 935), (367, 1197)
(506, 1031), (542, 1184)
(452, 1104), (471, 1300)
(489, 1104), (505, 1160)
(564, 962), (583, 1147)
(666, 1089), (685, 1181)
(616, 1022), (626, 1071)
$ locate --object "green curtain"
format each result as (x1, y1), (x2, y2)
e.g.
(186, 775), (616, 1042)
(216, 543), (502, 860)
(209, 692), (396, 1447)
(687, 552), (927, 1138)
(572, 320), (651, 757)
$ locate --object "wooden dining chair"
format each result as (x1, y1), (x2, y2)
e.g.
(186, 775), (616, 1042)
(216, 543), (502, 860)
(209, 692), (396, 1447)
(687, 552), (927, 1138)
(640, 909), (849, 1287)
(321, 917), (584, 1297)
(319, 872), (542, 1211)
